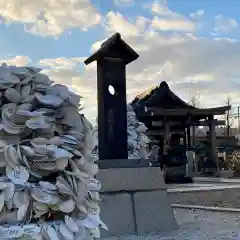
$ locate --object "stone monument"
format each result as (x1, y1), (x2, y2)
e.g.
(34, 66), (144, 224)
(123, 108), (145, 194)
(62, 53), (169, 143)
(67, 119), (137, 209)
(85, 33), (178, 237)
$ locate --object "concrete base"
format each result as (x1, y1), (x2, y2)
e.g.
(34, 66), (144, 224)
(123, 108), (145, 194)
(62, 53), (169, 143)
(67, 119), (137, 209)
(97, 167), (178, 238)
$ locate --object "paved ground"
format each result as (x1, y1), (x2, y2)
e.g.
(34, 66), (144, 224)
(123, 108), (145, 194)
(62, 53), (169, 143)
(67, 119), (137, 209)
(101, 180), (240, 240)
(101, 207), (240, 239)
(168, 182), (240, 208)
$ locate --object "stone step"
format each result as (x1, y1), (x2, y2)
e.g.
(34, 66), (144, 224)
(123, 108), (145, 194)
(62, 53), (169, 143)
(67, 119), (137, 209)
(168, 184), (240, 208)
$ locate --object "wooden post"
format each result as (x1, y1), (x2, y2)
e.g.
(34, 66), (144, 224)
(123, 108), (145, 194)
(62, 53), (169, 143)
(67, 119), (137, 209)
(86, 33), (178, 237)
(163, 119), (170, 154)
(183, 128), (187, 147)
(84, 33), (139, 163)
(192, 126), (196, 148)
(238, 106), (240, 133)
(187, 126), (191, 149)
(208, 115), (219, 172)
(186, 116), (191, 150)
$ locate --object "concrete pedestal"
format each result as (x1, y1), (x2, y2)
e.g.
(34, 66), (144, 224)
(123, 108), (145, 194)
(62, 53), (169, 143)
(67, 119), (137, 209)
(97, 167), (178, 238)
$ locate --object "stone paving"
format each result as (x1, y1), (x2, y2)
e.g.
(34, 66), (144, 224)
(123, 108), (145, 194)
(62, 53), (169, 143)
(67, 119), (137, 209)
(168, 183), (240, 208)
(101, 182), (240, 240)
(101, 208), (240, 239)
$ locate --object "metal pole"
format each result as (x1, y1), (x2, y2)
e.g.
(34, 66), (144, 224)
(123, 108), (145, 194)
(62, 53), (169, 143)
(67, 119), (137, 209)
(238, 106), (240, 133)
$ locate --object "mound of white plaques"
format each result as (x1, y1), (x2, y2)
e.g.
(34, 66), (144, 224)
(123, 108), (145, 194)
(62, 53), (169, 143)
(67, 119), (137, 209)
(92, 104), (150, 160)
(0, 64), (106, 239)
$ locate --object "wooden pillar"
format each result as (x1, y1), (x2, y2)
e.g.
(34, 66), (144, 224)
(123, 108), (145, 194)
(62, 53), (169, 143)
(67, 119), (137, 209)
(84, 33), (138, 164)
(208, 115), (219, 172)
(163, 119), (170, 155)
(186, 116), (194, 176)
(183, 128), (187, 147)
(187, 126), (191, 150)
(186, 116), (191, 150)
(192, 126), (196, 148)
(85, 33), (178, 237)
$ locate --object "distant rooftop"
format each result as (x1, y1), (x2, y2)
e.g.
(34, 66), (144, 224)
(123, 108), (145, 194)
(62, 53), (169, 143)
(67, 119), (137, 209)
(132, 81), (195, 110)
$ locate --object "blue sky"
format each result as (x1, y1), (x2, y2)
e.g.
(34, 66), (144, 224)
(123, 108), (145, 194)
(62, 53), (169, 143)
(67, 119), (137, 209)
(1, 0), (239, 60)
(0, 0), (239, 123)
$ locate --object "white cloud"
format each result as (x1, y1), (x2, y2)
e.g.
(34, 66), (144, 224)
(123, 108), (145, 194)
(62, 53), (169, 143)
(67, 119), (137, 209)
(150, 0), (174, 16)
(148, 0), (196, 32)
(114, 0), (135, 7)
(31, 6), (240, 121)
(0, 56), (31, 66)
(104, 12), (143, 37)
(39, 41), (239, 121)
(214, 14), (238, 33)
(151, 16), (195, 32)
(87, 9), (240, 116)
(39, 57), (85, 70)
(38, 57), (96, 89)
(190, 10), (204, 19)
(0, 0), (101, 37)
(3, 2), (239, 122)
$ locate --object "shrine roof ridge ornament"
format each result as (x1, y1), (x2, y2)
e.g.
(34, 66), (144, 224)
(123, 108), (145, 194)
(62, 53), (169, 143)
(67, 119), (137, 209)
(84, 32), (139, 65)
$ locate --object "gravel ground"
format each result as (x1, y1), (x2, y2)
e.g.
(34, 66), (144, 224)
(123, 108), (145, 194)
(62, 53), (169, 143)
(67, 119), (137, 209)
(101, 208), (240, 240)
(168, 183), (240, 208)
